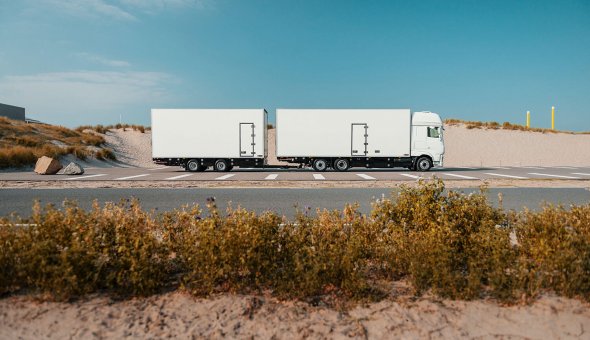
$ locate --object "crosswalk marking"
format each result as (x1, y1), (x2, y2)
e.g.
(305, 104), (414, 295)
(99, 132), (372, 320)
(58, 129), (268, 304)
(166, 174), (194, 180)
(492, 166), (511, 170)
(313, 174), (325, 180)
(356, 174), (376, 180)
(528, 173), (581, 179)
(147, 166), (169, 171)
(115, 174), (150, 180)
(572, 173), (590, 176)
(215, 174), (235, 180)
(400, 173), (421, 179)
(265, 174), (278, 180)
(63, 174), (107, 180)
(443, 173), (479, 180)
(483, 173), (528, 179)
(521, 166), (545, 169)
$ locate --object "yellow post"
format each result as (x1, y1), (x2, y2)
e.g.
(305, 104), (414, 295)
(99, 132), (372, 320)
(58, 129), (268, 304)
(551, 106), (555, 130)
(526, 111), (530, 128)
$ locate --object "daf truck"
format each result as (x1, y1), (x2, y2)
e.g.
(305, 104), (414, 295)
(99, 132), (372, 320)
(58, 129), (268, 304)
(151, 108), (444, 172)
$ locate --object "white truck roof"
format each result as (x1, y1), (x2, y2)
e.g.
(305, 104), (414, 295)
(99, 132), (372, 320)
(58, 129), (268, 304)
(412, 111), (443, 126)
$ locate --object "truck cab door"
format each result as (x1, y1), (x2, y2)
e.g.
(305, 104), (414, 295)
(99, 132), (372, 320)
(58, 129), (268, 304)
(351, 123), (368, 156)
(239, 123), (256, 157)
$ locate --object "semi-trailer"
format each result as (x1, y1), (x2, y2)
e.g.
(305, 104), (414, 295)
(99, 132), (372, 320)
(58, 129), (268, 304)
(151, 108), (444, 172)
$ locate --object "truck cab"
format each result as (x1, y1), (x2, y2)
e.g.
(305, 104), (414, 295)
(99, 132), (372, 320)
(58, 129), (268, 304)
(411, 111), (445, 170)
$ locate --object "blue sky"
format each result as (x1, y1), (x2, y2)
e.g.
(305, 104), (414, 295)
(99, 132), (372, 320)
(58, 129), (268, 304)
(0, 0), (589, 130)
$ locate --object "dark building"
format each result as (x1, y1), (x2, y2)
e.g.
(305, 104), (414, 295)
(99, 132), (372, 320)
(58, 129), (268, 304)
(0, 103), (26, 121)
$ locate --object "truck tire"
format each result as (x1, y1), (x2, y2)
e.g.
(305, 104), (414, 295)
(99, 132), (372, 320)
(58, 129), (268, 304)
(416, 156), (432, 172)
(186, 159), (201, 172)
(333, 158), (350, 172)
(214, 159), (231, 172)
(312, 159), (329, 172)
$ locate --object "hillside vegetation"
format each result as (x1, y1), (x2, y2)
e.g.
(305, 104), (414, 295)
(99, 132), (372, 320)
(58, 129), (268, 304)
(0, 117), (116, 169)
(445, 118), (590, 134)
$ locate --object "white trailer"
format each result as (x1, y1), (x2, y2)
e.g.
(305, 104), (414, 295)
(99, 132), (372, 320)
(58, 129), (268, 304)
(151, 109), (267, 171)
(151, 108), (444, 172)
(275, 109), (444, 171)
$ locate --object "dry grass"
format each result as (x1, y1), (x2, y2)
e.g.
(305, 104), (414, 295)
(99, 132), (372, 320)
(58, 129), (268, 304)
(444, 118), (590, 134)
(76, 123), (150, 134)
(1, 180), (589, 303)
(0, 117), (115, 168)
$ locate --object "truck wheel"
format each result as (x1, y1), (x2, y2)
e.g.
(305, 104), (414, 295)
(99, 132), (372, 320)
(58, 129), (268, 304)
(214, 159), (231, 172)
(186, 159), (200, 172)
(416, 156), (432, 172)
(312, 159), (329, 172)
(333, 158), (350, 172)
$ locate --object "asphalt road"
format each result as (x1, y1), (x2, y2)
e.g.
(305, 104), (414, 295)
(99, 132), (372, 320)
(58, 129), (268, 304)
(1, 165), (590, 182)
(1, 188), (589, 218)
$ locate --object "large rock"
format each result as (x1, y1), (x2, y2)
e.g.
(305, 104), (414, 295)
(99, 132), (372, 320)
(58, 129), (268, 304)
(34, 156), (63, 175)
(62, 162), (84, 175)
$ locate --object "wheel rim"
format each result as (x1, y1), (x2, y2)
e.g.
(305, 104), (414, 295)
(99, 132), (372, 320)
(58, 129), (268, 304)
(188, 161), (198, 171)
(216, 161), (227, 171)
(335, 159), (348, 171)
(419, 159), (430, 170)
(315, 160), (327, 171)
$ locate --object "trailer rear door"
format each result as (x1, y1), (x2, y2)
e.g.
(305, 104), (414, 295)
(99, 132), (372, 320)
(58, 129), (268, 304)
(351, 123), (368, 156)
(240, 123), (256, 157)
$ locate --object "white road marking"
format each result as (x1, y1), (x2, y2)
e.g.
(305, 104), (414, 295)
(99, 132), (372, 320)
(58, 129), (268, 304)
(521, 166), (545, 169)
(63, 174), (107, 180)
(443, 173), (479, 180)
(572, 173), (590, 176)
(400, 173), (422, 179)
(552, 166), (579, 169)
(166, 174), (194, 180)
(313, 174), (325, 180)
(115, 174), (150, 180)
(528, 173), (581, 179)
(215, 174), (235, 180)
(483, 173), (528, 179)
(356, 174), (376, 180)
(492, 166), (511, 170)
(147, 166), (169, 171)
(265, 174), (278, 180)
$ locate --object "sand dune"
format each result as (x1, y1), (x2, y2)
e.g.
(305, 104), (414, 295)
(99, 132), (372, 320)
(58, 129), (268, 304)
(444, 125), (590, 167)
(1, 292), (588, 339)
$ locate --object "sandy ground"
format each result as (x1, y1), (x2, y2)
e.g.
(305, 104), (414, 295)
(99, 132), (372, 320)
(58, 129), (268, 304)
(444, 125), (590, 167)
(1, 291), (588, 339)
(103, 128), (155, 168)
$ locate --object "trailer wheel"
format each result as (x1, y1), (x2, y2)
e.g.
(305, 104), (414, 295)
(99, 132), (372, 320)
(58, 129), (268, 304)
(333, 158), (350, 172)
(214, 159), (231, 172)
(312, 159), (329, 172)
(416, 156), (432, 172)
(186, 159), (200, 172)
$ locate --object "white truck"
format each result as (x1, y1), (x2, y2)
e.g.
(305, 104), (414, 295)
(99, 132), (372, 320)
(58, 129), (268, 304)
(151, 108), (444, 172)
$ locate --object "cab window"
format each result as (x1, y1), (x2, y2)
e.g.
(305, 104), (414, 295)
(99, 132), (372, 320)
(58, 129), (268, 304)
(427, 126), (440, 138)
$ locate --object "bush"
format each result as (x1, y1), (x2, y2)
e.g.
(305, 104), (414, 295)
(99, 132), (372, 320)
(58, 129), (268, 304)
(371, 180), (516, 299)
(1, 180), (589, 303)
(95, 148), (116, 161)
(515, 205), (590, 300)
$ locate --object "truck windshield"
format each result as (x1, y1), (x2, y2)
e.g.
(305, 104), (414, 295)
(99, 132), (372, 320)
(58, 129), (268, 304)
(427, 126), (441, 139)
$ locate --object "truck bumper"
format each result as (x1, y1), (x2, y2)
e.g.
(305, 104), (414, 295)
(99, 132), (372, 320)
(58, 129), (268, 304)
(433, 155), (444, 168)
